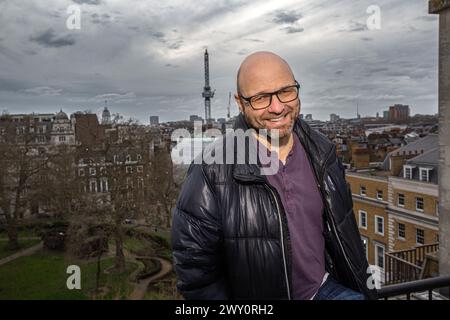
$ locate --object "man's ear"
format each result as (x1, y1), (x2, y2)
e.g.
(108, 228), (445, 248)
(234, 94), (244, 113)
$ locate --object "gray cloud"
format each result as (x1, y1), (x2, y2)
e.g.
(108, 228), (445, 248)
(93, 92), (136, 103)
(243, 38), (264, 43)
(30, 29), (76, 48)
(72, 0), (101, 5)
(168, 40), (184, 50)
(23, 86), (63, 96)
(340, 20), (367, 32)
(283, 26), (304, 34)
(0, 0), (439, 122)
(91, 13), (112, 25)
(273, 10), (303, 25)
(152, 31), (165, 39)
(0, 78), (29, 92)
(415, 15), (437, 22)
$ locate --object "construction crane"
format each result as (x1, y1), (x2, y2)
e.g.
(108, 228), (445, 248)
(202, 49), (215, 124)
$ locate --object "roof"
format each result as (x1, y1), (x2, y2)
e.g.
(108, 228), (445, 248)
(55, 110), (68, 120)
(403, 147), (439, 184)
(382, 134), (438, 170)
(407, 147), (439, 166)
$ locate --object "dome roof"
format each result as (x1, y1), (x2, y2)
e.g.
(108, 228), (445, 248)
(55, 109), (68, 120)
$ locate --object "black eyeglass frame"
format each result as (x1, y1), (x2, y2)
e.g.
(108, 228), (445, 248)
(238, 80), (301, 110)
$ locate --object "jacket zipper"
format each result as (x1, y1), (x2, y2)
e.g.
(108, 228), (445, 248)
(265, 184), (291, 300)
(314, 148), (360, 289)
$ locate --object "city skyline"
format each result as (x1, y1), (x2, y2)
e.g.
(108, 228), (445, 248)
(0, 0), (439, 123)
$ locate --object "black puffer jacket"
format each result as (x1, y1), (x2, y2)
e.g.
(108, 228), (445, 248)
(171, 114), (378, 300)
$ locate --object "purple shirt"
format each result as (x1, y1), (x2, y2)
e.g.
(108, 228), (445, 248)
(264, 133), (326, 300)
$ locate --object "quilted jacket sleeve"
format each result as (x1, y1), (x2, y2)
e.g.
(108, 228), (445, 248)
(171, 164), (229, 299)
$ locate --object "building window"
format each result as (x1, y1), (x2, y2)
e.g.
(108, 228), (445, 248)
(416, 228), (425, 245)
(416, 197), (424, 212)
(126, 166), (133, 174)
(375, 215), (384, 236)
(436, 234), (440, 243)
(78, 169), (85, 177)
(126, 155), (132, 162)
(375, 243), (385, 269)
(137, 165), (143, 173)
(361, 236), (369, 260)
(89, 168), (96, 176)
(419, 167), (432, 182)
(137, 178), (144, 189)
(404, 166), (413, 179)
(398, 193), (405, 207)
(359, 210), (367, 229)
(59, 136), (66, 142)
(100, 178), (108, 192)
(126, 177), (133, 188)
(137, 154), (142, 161)
(89, 180), (97, 193)
(398, 223), (406, 239)
(376, 190), (383, 201)
(360, 185), (366, 197)
(436, 201), (439, 216)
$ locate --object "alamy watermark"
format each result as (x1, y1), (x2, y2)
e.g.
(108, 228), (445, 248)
(366, 5), (381, 30)
(66, 265), (81, 290)
(66, 5), (81, 30)
(171, 121), (281, 175)
(366, 265), (382, 290)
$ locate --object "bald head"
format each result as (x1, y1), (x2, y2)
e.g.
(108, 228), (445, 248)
(236, 51), (295, 96)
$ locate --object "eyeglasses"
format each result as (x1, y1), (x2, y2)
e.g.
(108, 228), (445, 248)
(239, 81), (300, 110)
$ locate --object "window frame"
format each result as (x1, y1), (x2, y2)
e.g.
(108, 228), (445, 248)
(398, 193), (405, 207)
(419, 167), (432, 182)
(359, 210), (368, 230)
(78, 168), (85, 177)
(361, 236), (369, 260)
(416, 228), (425, 245)
(398, 223), (406, 240)
(376, 189), (383, 201)
(416, 197), (424, 212)
(374, 243), (385, 270)
(374, 215), (385, 236)
(403, 165), (414, 179)
(360, 185), (366, 197)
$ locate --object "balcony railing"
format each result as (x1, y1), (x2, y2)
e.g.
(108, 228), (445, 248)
(385, 243), (439, 284)
(378, 275), (450, 300)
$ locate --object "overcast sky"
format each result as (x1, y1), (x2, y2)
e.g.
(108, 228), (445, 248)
(0, 0), (439, 123)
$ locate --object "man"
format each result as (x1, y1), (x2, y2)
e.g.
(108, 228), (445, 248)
(171, 51), (377, 300)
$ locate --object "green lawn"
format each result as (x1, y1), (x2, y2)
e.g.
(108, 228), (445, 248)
(0, 230), (39, 239)
(0, 250), (138, 300)
(143, 272), (182, 300)
(123, 237), (149, 255)
(0, 239), (41, 260)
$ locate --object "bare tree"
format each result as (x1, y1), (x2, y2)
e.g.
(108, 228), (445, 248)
(0, 114), (49, 250)
(147, 146), (180, 229)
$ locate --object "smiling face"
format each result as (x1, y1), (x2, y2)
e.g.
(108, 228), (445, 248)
(235, 52), (300, 141)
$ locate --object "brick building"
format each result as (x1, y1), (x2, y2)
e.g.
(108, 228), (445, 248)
(346, 134), (440, 283)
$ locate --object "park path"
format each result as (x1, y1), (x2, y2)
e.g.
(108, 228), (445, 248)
(0, 241), (43, 267)
(128, 256), (173, 300)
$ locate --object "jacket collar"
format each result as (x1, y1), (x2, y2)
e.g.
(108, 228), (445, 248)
(231, 113), (334, 183)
